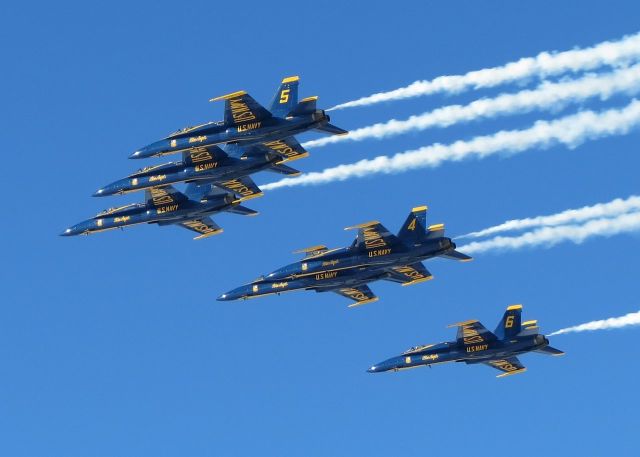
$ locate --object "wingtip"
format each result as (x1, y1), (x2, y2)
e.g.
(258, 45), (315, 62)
(446, 319), (478, 328)
(497, 368), (527, 378)
(347, 297), (380, 308)
(209, 90), (247, 102)
(193, 229), (224, 240)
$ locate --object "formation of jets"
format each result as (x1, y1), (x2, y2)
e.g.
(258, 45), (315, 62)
(63, 76), (565, 379)
(65, 76), (345, 239)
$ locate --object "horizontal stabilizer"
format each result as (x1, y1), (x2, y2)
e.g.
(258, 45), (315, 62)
(425, 223), (445, 239)
(288, 96), (318, 116)
(439, 250), (472, 262)
(315, 123), (348, 136)
(226, 205), (258, 216)
(534, 345), (565, 356)
(266, 164), (301, 176)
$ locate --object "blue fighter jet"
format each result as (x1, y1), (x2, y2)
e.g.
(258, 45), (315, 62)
(218, 206), (472, 306)
(368, 304), (564, 377)
(129, 76), (347, 160)
(62, 184), (256, 239)
(93, 141), (305, 199)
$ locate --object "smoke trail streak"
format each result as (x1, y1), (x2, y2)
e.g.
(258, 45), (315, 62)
(305, 65), (640, 149)
(549, 310), (640, 336)
(459, 195), (640, 239)
(459, 212), (640, 254)
(329, 31), (640, 110)
(263, 100), (640, 191)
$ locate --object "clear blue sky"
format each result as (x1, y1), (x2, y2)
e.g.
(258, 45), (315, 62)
(2, 1), (640, 455)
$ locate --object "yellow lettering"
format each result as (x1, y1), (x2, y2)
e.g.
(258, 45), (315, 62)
(368, 248), (392, 257)
(229, 99), (256, 123)
(188, 135), (207, 144)
(407, 218), (416, 231)
(190, 149), (213, 163)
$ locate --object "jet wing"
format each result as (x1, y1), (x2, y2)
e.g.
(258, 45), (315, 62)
(178, 217), (223, 240)
(448, 320), (498, 345)
(345, 221), (403, 252)
(383, 262), (433, 286)
(210, 91), (272, 126)
(261, 136), (309, 163)
(145, 185), (190, 208)
(326, 285), (379, 308)
(483, 357), (527, 378)
(215, 175), (263, 201)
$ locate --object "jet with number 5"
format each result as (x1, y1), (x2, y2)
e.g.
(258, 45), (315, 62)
(368, 304), (564, 377)
(217, 206), (472, 306)
(129, 76), (347, 160)
(61, 183), (257, 240)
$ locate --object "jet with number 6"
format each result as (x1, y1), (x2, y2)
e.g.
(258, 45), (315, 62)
(129, 76), (347, 160)
(368, 304), (564, 377)
(217, 206), (472, 306)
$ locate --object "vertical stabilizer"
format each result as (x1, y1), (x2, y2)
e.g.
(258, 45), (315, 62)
(269, 76), (300, 118)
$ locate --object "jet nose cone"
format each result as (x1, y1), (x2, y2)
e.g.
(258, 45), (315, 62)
(367, 366), (379, 373)
(92, 188), (105, 197)
(60, 228), (73, 236)
(129, 150), (143, 159)
(217, 293), (230, 301)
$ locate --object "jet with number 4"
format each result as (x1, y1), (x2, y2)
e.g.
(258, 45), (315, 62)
(217, 206), (472, 306)
(129, 76), (347, 160)
(93, 141), (305, 200)
(368, 304), (564, 377)
(61, 183), (257, 239)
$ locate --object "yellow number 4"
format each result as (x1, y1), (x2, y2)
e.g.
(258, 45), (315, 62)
(407, 219), (416, 231)
(279, 89), (290, 104)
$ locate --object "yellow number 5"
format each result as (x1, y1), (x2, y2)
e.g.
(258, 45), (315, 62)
(280, 89), (290, 104)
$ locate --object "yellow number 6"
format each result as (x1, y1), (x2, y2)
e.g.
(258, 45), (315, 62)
(505, 315), (514, 328)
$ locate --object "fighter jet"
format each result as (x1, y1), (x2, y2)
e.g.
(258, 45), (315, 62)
(217, 206), (471, 306)
(61, 183), (256, 239)
(93, 141), (305, 199)
(368, 304), (564, 377)
(129, 76), (347, 160)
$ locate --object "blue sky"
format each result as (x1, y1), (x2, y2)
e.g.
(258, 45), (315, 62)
(2, 1), (640, 455)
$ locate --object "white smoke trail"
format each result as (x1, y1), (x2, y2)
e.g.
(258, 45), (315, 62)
(329, 31), (640, 110)
(549, 310), (640, 336)
(306, 65), (640, 149)
(459, 212), (640, 254)
(459, 195), (640, 239)
(263, 100), (640, 191)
